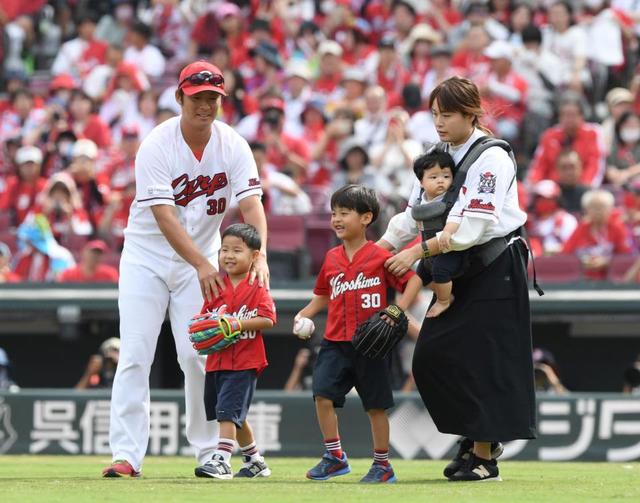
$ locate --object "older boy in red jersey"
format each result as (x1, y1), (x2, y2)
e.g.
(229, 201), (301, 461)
(294, 185), (422, 483)
(194, 223), (276, 480)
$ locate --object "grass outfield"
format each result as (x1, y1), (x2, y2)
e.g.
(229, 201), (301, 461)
(0, 456), (638, 503)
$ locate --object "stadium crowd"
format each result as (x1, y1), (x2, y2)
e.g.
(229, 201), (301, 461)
(1, 0), (640, 283)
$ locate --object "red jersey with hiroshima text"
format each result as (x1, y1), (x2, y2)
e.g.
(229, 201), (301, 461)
(203, 275), (276, 375)
(314, 241), (414, 342)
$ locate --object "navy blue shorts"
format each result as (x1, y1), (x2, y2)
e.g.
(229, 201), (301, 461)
(204, 370), (257, 428)
(312, 339), (394, 411)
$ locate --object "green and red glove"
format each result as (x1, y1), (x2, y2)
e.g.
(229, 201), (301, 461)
(188, 306), (243, 355)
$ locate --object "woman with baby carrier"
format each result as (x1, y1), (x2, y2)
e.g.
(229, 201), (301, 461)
(378, 76), (538, 482)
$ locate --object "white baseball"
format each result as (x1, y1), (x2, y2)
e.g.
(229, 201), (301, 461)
(294, 317), (315, 340)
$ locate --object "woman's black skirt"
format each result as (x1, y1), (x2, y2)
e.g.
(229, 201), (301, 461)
(412, 238), (537, 441)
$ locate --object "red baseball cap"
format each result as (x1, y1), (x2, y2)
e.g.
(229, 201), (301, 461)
(261, 97), (285, 112)
(84, 239), (108, 253)
(178, 61), (226, 96)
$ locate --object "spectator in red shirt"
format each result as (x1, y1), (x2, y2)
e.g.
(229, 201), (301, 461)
(392, 0), (419, 53)
(479, 40), (528, 143)
(0, 145), (46, 227)
(245, 41), (284, 98)
(527, 93), (606, 187)
(97, 180), (135, 251)
(257, 98), (310, 181)
(405, 24), (443, 85)
(451, 25), (492, 80)
(373, 35), (410, 107)
(424, 0), (463, 32)
(38, 172), (92, 242)
(336, 21), (376, 69)
(51, 14), (108, 79)
(58, 239), (118, 283)
(0, 88), (46, 146)
(0, 242), (20, 283)
(215, 2), (247, 69)
(189, 4), (221, 60)
(562, 189), (632, 279)
(68, 139), (110, 229)
(68, 89), (112, 148)
(527, 180), (578, 256)
(621, 179), (640, 251)
(315, 41), (344, 95)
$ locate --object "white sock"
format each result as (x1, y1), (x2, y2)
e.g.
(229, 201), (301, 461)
(213, 438), (234, 464)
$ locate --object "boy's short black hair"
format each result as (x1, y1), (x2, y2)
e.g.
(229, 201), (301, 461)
(222, 223), (261, 251)
(413, 148), (456, 181)
(330, 184), (380, 225)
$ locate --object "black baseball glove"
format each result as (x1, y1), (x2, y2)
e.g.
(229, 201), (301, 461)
(352, 304), (409, 359)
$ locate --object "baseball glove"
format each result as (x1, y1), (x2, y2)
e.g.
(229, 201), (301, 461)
(352, 304), (408, 359)
(188, 306), (243, 355)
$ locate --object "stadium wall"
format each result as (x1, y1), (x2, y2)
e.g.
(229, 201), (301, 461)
(0, 390), (639, 461)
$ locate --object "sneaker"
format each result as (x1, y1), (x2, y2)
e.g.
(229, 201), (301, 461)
(443, 438), (503, 478)
(306, 452), (351, 480)
(448, 453), (502, 482)
(360, 463), (397, 483)
(235, 458), (272, 478)
(102, 459), (141, 478)
(194, 455), (233, 480)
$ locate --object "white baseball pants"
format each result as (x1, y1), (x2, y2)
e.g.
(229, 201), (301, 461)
(109, 255), (218, 471)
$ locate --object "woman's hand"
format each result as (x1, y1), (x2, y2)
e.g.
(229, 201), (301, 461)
(384, 244), (422, 276)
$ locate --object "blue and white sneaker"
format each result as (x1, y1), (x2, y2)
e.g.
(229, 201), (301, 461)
(194, 454), (233, 480)
(235, 458), (271, 478)
(360, 463), (397, 483)
(306, 452), (351, 480)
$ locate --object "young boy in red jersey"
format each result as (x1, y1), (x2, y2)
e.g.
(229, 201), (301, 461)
(194, 223), (276, 480)
(294, 184), (422, 483)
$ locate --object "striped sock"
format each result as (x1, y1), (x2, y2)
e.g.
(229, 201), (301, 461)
(213, 438), (235, 464)
(374, 449), (389, 466)
(240, 441), (261, 462)
(324, 438), (343, 459)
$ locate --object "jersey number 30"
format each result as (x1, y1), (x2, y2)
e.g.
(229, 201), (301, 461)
(361, 293), (381, 309)
(207, 197), (227, 216)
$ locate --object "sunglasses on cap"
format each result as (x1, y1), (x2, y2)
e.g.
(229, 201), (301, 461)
(179, 71), (225, 88)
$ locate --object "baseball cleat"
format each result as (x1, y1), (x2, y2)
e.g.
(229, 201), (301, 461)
(448, 453), (502, 482)
(360, 463), (397, 483)
(102, 459), (141, 478)
(235, 458), (272, 478)
(195, 455), (233, 480)
(306, 452), (351, 480)
(443, 438), (503, 478)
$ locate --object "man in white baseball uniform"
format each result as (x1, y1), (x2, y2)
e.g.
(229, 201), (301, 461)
(103, 61), (269, 477)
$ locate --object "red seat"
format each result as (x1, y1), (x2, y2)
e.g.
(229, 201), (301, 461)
(0, 212), (11, 231)
(267, 215), (306, 252)
(304, 186), (331, 213)
(266, 215), (309, 278)
(305, 213), (336, 275)
(533, 255), (583, 283)
(608, 254), (638, 282)
(0, 231), (18, 254)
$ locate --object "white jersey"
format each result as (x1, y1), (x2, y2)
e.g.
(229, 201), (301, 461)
(382, 129), (527, 251)
(124, 116), (262, 262)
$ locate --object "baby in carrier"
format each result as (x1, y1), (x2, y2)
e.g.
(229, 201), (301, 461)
(412, 148), (464, 317)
